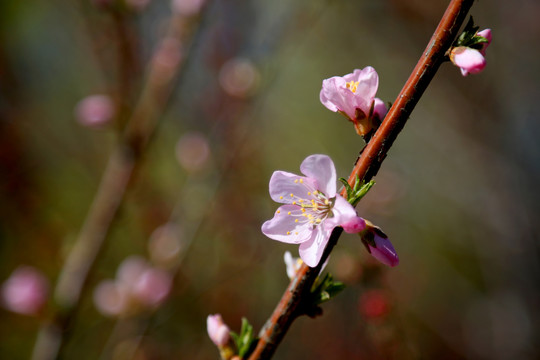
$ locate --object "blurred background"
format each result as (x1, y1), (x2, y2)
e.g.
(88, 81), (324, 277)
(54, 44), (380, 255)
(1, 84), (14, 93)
(1, 0), (539, 359)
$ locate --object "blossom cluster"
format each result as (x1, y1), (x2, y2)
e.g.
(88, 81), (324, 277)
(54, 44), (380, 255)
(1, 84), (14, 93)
(93, 256), (172, 317)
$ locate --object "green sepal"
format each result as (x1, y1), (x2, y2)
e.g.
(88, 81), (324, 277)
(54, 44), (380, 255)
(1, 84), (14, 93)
(230, 317), (258, 358)
(454, 16), (486, 49)
(310, 273), (346, 305)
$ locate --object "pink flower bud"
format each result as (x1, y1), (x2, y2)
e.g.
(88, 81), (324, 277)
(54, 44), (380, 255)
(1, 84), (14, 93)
(75, 94), (115, 128)
(1, 266), (49, 316)
(132, 268), (172, 307)
(341, 216), (366, 234)
(477, 29), (492, 55)
(450, 46), (486, 76)
(207, 314), (230, 347)
(116, 256), (149, 288)
(366, 229), (399, 267)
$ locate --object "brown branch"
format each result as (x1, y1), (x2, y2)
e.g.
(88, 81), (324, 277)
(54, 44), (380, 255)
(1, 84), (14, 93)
(31, 14), (191, 360)
(247, 0), (475, 359)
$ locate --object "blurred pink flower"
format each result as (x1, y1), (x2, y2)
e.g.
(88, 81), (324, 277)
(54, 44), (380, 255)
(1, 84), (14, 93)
(320, 67), (387, 136)
(75, 94), (115, 128)
(363, 225), (399, 267)
(1, 266), (49, 316)
(206, 314), (230, 347)
(93, 280), (128, 317)
(171, 0), (205, 16)
(133, 268), (172, 307)
(175, 132), (211, 172)
(93, 256), (173, 317)
(219, 58), (259, 98)
(262, 154), (361, 267)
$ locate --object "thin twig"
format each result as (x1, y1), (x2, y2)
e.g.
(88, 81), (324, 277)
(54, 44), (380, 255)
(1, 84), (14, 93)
(248, 0), (474, 359)
(31, 12), (192, 360)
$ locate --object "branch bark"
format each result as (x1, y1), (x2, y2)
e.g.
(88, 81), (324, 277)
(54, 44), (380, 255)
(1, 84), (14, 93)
(248, 0), (475, 359)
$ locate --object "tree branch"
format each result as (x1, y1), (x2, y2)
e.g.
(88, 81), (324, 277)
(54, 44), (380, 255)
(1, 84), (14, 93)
(31, 12), (198, 360)
(248, 0), (475, 359)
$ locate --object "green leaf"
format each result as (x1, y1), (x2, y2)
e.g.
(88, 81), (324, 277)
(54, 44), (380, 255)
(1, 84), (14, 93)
(339, 177), (354, 200)
(310, 273), (347, 305)
(233, 318), (258, 358)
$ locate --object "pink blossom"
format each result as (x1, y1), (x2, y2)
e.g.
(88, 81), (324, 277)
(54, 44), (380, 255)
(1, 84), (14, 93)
(450, 47), (486, 76)
(75, 94), (115, 128)
(320, 67), (387, 136)
(93, 280), (128, 317)
(261, 154), (361, 267)
(1, 266), (49, 316)
(365, 227), (399, 267)
(132, 268), (172, 307)
(451, 28), (492, 76)
(207, 314), (230, 347)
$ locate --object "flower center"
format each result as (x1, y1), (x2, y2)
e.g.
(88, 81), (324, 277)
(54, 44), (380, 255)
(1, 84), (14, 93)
(346, 80), (359, 93)
(289, 178), (335, 229)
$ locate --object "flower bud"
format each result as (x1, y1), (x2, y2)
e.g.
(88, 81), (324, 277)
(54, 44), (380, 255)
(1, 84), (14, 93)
(450, 46), (486, 76)
(476, 29), (492, 55)
(207, 314), (231, 347)
(75, 94), (115, 128)
(361, 224), (399, 267)
(132, 268), (172, 307)
(1, 266), (49, 316)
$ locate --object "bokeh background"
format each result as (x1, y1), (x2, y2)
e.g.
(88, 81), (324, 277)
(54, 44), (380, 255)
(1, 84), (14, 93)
(1, 0), (539, 359)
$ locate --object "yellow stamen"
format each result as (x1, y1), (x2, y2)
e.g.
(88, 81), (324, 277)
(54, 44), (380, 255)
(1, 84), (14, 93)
(279, 196), (283, 200)
(295, 219), (299, 223)
(287, 231), (291, 235)
(346, 80), (359, 93)
(287, 211), (291, 215)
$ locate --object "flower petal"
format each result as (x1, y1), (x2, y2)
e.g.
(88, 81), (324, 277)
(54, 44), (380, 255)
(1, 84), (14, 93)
(451, 47), (486, 76)
(300, 154), (336, 197)
(268, 171), (318, 204)
(331, 195), (358, 226)
(298, 226), (332, 267)
(261, 205), (313, 244)
(372, 97), (388, 121)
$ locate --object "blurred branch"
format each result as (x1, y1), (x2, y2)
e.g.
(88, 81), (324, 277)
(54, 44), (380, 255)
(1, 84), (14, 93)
(31, 9), (204, 360)
(247, 0), (475, 359)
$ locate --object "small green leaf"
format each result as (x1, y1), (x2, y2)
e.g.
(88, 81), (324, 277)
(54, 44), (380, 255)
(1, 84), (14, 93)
(339, 177), (354, 200)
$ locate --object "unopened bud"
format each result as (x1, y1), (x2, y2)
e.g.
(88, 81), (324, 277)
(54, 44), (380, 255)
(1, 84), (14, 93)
(207, 314), (231, 347)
